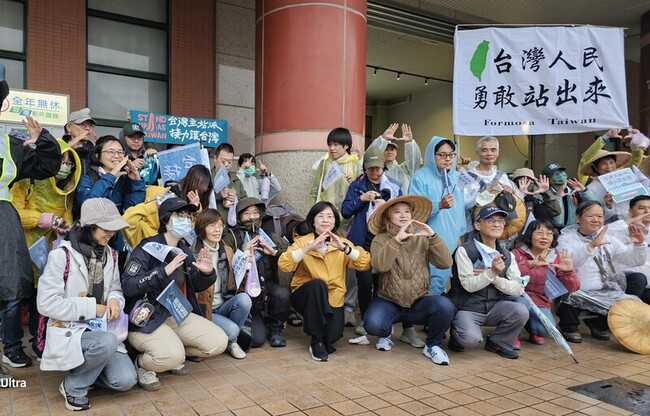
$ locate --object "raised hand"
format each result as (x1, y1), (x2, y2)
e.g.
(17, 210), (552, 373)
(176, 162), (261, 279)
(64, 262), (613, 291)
(628, 224), (646, 245)
(588, 226), (609, 250)
(550, 249), (574, 272)
(187, 190), (201, 207)
(604, 193), (614, 209)
(517, 177), (533, 195)
(125, 159), (142, 180)
(242, 235), (261, 252)
(110, 156), (129, 178)
(535, 175), (550, 194)
(411, 219), (435, 237)
(604, 128), (622, 140)
(257, 238), (277, 256)
(192, 248), (214, 274)
(258, 161), (268, 173)
(382, 123), (399, 141)
(326, 230), (346, 250)
(302, 233), (329, 254)
(490, 254), (505, 274)
(566, 178), (585, 193)
(394, 221), (414, 243)
(400, 124), (414, 142)
(164, 252), (187, 276)
(21, 116), (42, 146)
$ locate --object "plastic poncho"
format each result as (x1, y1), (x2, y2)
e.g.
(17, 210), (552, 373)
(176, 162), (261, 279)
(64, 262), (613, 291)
(577, 135), (643, 185)
(122, 185), (167, 249)
(408, 136), (466, 295)
(11, 139), (81, 249)
(366, 136), (422, 194)
(307, 152), (361, 233)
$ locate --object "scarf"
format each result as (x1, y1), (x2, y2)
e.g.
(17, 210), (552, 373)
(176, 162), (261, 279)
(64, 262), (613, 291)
(69, 226), (107, 302)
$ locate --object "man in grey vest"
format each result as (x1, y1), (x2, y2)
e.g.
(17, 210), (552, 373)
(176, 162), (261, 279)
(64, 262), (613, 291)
(448, 206), (529, 359)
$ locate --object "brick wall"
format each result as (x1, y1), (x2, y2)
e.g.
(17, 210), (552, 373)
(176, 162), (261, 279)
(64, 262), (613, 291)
(170, 0), (216, 118)
(27, 0), (87, 111)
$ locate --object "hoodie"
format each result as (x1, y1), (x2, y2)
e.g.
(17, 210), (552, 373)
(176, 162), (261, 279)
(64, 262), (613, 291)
(408, 136), (466, 295)
(11, 139), (82, 249)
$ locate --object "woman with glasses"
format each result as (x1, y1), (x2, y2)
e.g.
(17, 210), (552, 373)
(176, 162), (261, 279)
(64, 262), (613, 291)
(193, 208), (251, 359)
(409, 136), (466, 296)
(11, 138), (82, 358)
(122, 197), (228, 391)
(76, 135), (145, 262)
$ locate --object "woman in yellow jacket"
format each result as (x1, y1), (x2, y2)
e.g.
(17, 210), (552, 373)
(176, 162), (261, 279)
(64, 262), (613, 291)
(10, 138), (81, 355)
(279, 201), (370, 362)
(11, 138), (81, 251)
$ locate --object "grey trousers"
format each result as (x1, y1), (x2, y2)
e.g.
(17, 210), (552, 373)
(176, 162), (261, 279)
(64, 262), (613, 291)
(451, 300), (529, 351)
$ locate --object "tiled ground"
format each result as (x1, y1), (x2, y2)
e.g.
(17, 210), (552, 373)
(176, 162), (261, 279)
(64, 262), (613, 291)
(1, 323), (649, 416)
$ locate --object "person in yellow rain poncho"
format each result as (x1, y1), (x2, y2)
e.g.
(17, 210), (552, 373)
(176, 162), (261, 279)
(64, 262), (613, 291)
(122, 185), (171, 249)
(10, 138), (81, 358)
(307, 127), (362, 234)
(12, 138), (81, 254)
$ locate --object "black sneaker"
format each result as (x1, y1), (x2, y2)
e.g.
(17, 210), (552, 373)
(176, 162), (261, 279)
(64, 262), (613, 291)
(2, 347), (32, 368)
(448, 333), (464, 353)
(484, 336), (518, 359)
(268, 328), (286, 347)
(59, 382), (90, 411)
(309, 342), (329, 362)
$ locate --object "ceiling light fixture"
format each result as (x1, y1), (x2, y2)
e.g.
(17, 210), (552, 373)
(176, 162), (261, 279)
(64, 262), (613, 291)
(397, 72), (401, 80)
(425, 78), (429, 85)
(366, 65), (452, 85)
(373, 67), (378, 75)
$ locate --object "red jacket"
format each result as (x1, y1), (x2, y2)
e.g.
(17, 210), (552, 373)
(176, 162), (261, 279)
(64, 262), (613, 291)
(513, 247), (580, 309)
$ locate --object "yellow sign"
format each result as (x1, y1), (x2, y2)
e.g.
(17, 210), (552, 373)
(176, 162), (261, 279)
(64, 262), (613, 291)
(0, 88), (69, 126)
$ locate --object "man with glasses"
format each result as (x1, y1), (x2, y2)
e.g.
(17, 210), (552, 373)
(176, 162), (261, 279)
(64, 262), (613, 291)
(448, 206), (529, 359)
(63, 108), (98, 174)
(211, 143), (243, 223)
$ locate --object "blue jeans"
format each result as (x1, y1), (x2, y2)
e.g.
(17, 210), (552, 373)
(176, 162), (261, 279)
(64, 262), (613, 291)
(66, 331), (137, 397)
(429, 265), (451, 296)
(0, 299), (24, 352)
(212, 293), (252, 342)
(364, 295), (456, 347)
(505, 296), (554, 338)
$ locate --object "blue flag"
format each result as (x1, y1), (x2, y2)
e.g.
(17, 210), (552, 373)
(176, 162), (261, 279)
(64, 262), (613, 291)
(156, 280), (192, 325)
(29, 236), (49, 274)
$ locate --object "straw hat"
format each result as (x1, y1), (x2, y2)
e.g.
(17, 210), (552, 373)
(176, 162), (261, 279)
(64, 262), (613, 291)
(607, 299), (650, 355)
(579, 149), (631, 177)
(367, 195), (432, 235)
(512, 168), (536, 181)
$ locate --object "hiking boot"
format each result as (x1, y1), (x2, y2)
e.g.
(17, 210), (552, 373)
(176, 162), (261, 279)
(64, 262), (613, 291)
(355, 322), (367, 336)
(513, 338), (522, 350)
(561, 331), (582, 344)
(423, 345), (449, 366)
(589, 328), (611, 341)
(448, 333), (464, 353)
(376, 335), (394, 351)
(59, 382), (90, 411)
(227, 342), (246, 359)
(268, 328), (286, 347)
(3, 347), (32, 368)
(484, 336), (518, 359)
(399, 327), (425, 348)
(529, 334), (545, 345)
(135, 356), (162, 391)
(309, 341), (328, 362)
(344, 307), (357, 327)
(170, 363), (190, 375)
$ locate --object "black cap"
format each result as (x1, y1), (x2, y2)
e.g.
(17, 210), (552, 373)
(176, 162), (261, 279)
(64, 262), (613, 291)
(122, 122), (146, 137)
(541, 163), (565, 178)
(158, 197), (198, 221)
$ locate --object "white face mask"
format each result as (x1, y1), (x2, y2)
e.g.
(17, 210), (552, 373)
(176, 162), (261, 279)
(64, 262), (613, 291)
(169, 217), (192, 239)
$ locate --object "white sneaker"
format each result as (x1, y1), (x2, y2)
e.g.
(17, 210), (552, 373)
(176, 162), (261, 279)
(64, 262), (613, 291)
(227, 342), (246, 359)
(423, 345), (449, 366)
(349, 335), (370, 345)
(355, 323), (367, 336)
(136, 356), (162, 391)
(400, 327), (425, 348)
(170, 363), (190, 375)
(376, 335), (393, 351)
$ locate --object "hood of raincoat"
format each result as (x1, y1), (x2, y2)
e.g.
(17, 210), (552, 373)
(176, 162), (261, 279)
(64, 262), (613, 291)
(49, 139), (82, 196)
(422, 135), (458, 182)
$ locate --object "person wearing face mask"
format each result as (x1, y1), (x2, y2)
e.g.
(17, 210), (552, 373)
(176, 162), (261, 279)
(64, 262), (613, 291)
(121, 186), (175, 249)
(121, 197), (228, 391)
(221, 197), (291, 348)
(232, 153), (281, 204)
(11, 139), (82, 358)
(542, 163), (596, 230)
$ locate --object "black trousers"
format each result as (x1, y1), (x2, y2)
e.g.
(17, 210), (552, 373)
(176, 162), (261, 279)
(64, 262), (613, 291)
(355, 269), (377, 321)
(291, 279), (344, 345)
(557, 302), (609, 333)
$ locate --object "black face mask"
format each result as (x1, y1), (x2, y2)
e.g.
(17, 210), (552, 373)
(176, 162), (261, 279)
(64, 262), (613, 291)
(238, 218), (262, 232)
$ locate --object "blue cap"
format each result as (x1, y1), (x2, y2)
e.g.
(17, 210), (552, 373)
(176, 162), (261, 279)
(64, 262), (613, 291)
(475, 206), (508, 222)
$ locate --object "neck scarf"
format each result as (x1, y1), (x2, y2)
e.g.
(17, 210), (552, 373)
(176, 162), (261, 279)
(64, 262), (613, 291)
(69, 227), (107, 302)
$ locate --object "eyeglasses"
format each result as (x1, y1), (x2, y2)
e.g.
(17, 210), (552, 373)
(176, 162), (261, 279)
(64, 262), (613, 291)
(483, 218), (506, 225)
(171, 212), (192, 220)
(101, 149), (126, 157)
(435, 152), (456, 160)
(207, 223), (224, 231)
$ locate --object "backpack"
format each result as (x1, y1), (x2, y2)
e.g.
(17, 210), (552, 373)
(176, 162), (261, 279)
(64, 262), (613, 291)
(34, 246), (118, 357)
(261, 203), (304, 241)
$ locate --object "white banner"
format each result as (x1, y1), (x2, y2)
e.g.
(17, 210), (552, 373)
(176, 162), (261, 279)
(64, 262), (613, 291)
(453, 26), (629, 136)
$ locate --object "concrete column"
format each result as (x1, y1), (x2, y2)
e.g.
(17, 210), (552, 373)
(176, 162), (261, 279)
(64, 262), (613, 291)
(255, 0), (367, 213)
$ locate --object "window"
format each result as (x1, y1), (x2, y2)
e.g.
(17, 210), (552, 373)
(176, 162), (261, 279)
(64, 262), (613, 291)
(0, 0), (26, 89)
(87, 1), (168, 127)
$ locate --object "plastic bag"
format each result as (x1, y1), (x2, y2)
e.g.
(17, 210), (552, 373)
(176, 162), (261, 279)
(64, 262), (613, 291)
(107, 311), (129, 342)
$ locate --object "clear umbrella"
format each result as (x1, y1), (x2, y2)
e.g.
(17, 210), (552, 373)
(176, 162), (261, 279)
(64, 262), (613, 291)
(522, 293), (579, 364)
